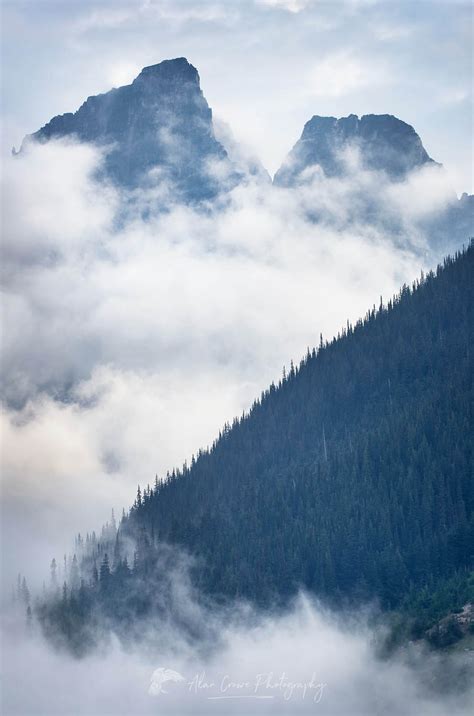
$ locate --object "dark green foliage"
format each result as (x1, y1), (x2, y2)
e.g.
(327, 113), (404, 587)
(384, 569), (474, 650)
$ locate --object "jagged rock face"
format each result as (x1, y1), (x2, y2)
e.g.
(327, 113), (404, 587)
(24, 58), (239, 202)
(274, 114), (436, 186)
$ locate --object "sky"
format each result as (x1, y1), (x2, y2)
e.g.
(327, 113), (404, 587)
(1, 0), (473, 193)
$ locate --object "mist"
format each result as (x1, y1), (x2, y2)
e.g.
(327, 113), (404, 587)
(3, 587), (473, 715)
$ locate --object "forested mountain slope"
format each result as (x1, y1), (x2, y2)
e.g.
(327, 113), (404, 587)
(35, 244), (473, 651)
(126, 243), (473, 606)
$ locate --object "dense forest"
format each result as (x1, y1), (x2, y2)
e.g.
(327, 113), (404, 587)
(30, 243), (473, 652)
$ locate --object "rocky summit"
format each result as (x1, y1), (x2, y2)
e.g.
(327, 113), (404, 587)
(24, 58), (240, 202)
(273, 113), (437, 186)
(21, 65), (472, 252)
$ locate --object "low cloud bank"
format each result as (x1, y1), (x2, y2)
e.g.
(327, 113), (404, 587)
(2, 592), (473, 715)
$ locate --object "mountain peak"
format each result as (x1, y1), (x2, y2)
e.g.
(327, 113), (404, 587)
(133, 57), (200, 86)
(275, 113), (436, 185)
(23, 57), (234, 202)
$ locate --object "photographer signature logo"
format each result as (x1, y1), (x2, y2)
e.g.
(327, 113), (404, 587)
(148, 667), (326, 703)
(148, 668), (185, 695)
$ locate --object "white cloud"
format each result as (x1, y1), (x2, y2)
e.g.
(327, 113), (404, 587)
(1, 139), (431, 595)
(258, 0), (311, 13)
(1, 141), (116, 270)
(305, 51), (386, 99)
(372, 21), (413, 42)
(385, 163), (454, 220)
(2, 592), (473, 714)
(257, 0), (379, 12)
(437, 88), (470, 106)
(105, 60), (143, 88)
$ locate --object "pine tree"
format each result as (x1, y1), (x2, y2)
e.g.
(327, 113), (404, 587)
(26, 605), (32, 632)
(92, 561), (99, 587)
(21, 577), (30, 606)
(70, 555), (80, 591)
(135, 486), (142, 509)
(99, 553), (110, 585)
